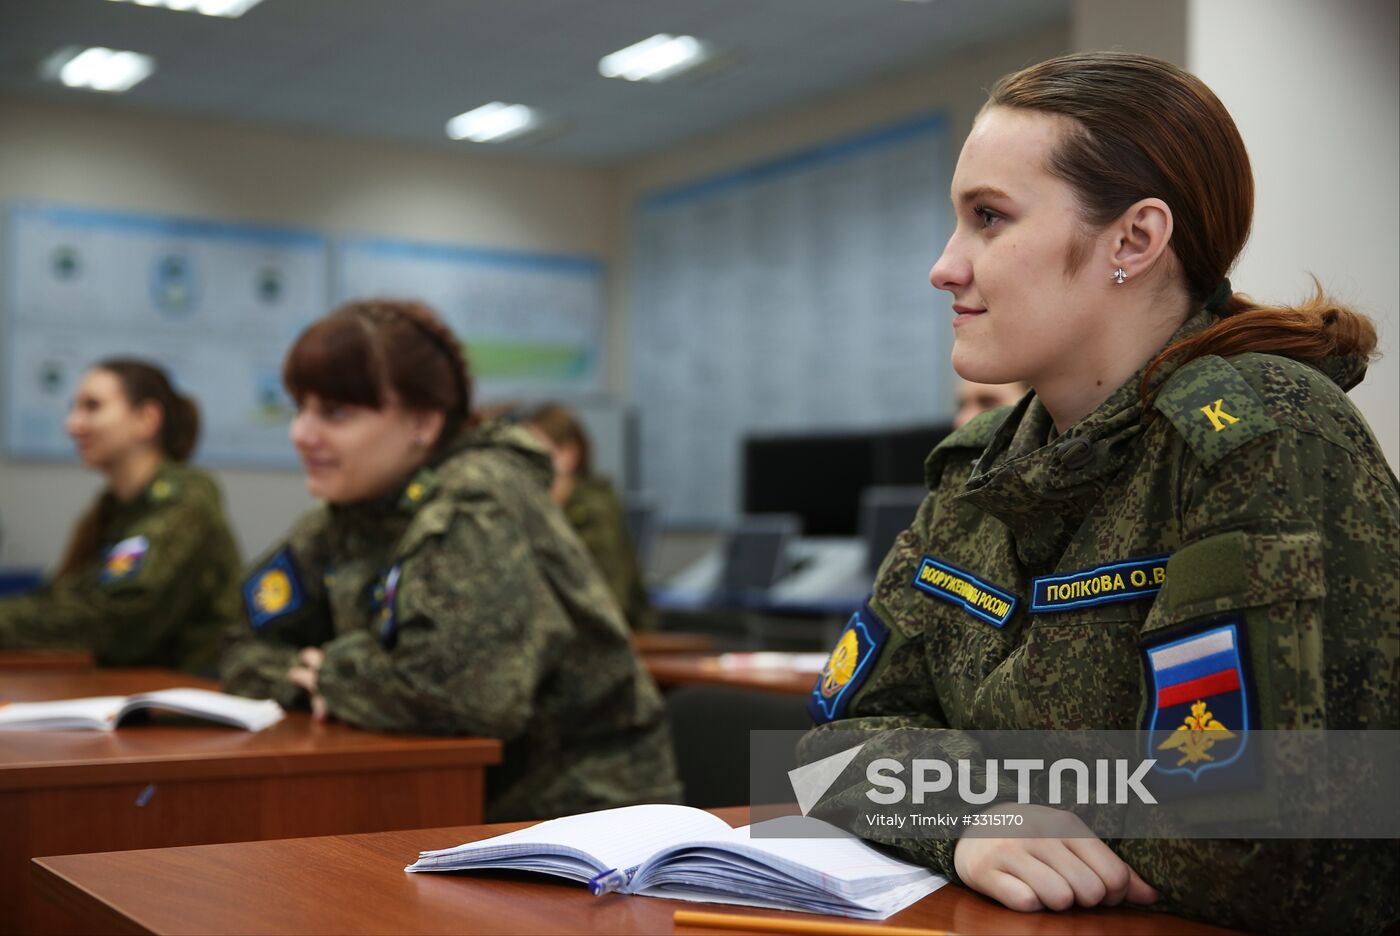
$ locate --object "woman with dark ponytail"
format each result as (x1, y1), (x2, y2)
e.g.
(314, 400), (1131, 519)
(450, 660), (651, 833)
(0, 359), (242, 674)
(222, 300), (680, 821)
(802, 53), (1397, 932)
(524, 401), (656, 632)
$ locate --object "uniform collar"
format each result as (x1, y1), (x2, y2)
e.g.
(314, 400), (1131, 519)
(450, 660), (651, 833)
(957, 310), (1215, 568)
(102, 459), (176, 524)
(329, 464), (438, 529)
(398, 465), (439, 514)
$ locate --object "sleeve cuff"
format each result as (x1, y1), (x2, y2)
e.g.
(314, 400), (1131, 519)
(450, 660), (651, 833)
(926, 836), (963, 884)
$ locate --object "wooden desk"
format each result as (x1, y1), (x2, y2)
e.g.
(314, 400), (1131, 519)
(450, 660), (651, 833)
(631, 631), (717, 655)
(33, 807), (1243, 936)
(1, 669), (501, 934)
(0, 650), (94, 672)
(646, 653), (819, 696)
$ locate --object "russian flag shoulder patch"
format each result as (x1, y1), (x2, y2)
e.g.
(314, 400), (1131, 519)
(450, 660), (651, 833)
(101, 535), (150, 584)
(1141, 617), (1259, 782)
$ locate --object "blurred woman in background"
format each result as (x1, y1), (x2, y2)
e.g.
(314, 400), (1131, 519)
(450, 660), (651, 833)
(525, 401), (655, 631)
(0, 358), (242, 674)
(222, 300), (679, 820)
(952, 377), (1028, 429)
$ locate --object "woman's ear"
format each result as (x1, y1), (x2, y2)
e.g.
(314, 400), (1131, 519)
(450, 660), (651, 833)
(134, 400), (164, 445)
(413, 409), (446, 448)
(1109, 197), (1174, 280)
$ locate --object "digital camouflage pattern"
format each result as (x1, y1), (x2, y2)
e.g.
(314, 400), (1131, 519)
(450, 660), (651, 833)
(565, 476), (656, 631)
(0, 460), (242, 675)
(803, 310), (1400, 933)
(221, 422), (681, 821)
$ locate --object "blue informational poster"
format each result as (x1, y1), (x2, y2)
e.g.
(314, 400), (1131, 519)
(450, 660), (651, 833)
(334, 236), (605, 400)
(630, 113), (954, 522)
(5, 202), (328, 467)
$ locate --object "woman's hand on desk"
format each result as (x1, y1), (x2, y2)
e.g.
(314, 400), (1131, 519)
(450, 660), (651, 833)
(953, 803), (1158, 913)
(287, 646), (327, 722)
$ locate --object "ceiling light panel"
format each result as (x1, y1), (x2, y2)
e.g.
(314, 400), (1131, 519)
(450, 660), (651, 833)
(445, 102), (539, 143)
(40, 46), (156, 93)
(105, 0), (266, 18)
(598, 34), (710, 82)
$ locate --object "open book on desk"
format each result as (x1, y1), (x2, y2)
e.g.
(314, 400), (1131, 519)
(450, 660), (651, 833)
(405, 804), (946, 920)
(0, 688), (284, 732)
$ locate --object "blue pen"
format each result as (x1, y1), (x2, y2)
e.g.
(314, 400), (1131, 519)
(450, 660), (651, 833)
(587, 867), (629, 896)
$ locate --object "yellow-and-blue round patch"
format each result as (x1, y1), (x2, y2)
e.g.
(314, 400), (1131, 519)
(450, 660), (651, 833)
(243, 546), (304, 630)
(808, 601), (889, 724)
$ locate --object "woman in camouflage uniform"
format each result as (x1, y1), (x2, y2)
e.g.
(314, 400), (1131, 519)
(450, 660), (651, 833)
(804, 53), (1398, 932)
(222, 300), (680, 821)
(0, 359), (241, 674)
(524, 401), (656, 631)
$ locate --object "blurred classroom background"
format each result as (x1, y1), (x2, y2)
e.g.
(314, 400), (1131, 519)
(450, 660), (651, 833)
(1, 0), (1395, 612)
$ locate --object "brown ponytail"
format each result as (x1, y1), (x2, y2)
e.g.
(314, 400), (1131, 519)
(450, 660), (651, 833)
(1142, 280), (1379, 397)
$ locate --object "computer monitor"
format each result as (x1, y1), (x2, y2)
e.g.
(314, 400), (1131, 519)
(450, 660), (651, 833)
(742, 425), (949, 536)
(859, 486), (927, 575)
(742, 433), (873, 536)
(718, 514), (801, 596)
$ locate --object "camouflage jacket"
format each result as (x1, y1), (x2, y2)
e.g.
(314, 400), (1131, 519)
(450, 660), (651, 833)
(565, 476), (656, 631)
(804, 311), (1400, 933)
(221, 423), (681, 821)
(0, 460), (242, 675)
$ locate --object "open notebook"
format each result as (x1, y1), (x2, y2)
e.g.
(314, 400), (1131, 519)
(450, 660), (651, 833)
(405, 804), (946, 920)
(0, 688), (284, 732)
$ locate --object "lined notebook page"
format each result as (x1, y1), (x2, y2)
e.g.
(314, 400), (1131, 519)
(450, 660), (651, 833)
(0, 696), (126, 730)
(127, 689), (284, 731)
(726, 816), (934, 895)
(415, 804), (737, 873)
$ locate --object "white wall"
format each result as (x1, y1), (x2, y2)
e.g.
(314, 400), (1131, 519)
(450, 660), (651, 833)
(1189, 0), (1399, 470)
(0, 96), (618, 568)
(1072, 0), (1188, 65)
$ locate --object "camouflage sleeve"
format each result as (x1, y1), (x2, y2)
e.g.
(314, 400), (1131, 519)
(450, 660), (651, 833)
(218, 607), (304, 710)
(314, 499), (574, 737)
(220, 517), (335, 709)
(0, 491), (224, 665)
(569, 492), (640, 625)
(798, 612), (974, 880)
(1118, 420), (1400, 933)
(0, 585), (69, 648)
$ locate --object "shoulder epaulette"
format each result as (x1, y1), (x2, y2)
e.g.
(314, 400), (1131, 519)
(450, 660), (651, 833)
(147, 477), (177, 503)
(1154, 354), (1278, 468)
(923, 405), (1010, 489)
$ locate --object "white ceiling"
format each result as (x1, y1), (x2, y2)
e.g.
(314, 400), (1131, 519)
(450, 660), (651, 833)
(0, 0), (1068, 164)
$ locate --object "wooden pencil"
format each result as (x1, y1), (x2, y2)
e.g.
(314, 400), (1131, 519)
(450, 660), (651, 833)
(672, 908), (949, 935)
